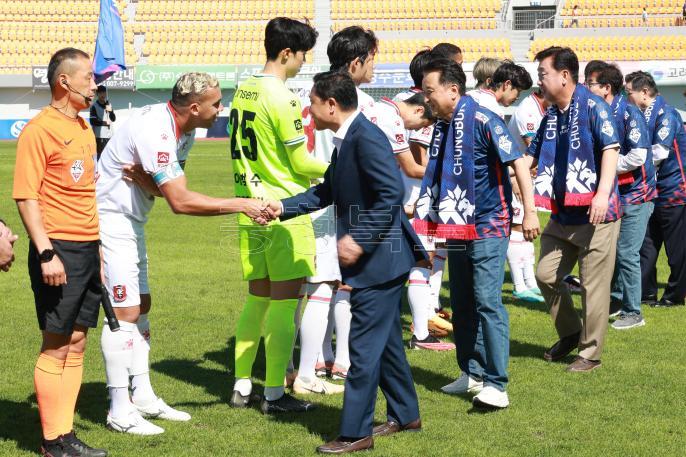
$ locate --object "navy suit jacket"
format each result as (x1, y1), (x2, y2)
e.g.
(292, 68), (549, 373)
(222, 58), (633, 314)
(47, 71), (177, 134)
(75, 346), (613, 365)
(281, 113), (427, 289)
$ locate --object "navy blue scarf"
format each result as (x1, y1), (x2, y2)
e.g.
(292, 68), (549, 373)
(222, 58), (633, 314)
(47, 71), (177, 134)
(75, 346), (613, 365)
(534, 84), (597, 209)
(414, 95), (478, 240)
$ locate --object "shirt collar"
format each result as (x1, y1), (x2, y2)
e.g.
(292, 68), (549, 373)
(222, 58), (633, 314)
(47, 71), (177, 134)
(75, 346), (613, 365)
(332, 110), (360, 150)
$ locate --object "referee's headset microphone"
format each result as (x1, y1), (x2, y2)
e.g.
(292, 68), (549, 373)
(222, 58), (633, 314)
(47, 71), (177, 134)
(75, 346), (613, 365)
(62, 78), (94, 104)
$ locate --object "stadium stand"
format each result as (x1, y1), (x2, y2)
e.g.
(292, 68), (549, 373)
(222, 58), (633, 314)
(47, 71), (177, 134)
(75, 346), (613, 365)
(376, 38), (512, 64)
(330, 0), (500, 20)
(528, 34), (686, 61)
(135, 0), (314, 21)
(559, 0), (684, 27)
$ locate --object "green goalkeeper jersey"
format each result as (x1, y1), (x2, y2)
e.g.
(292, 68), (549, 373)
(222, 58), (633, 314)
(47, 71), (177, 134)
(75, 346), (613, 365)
(229, 73), (309, 203)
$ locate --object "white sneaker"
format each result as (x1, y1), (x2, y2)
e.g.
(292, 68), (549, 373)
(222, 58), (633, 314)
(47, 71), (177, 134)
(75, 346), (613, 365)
(133, 397), (191, 422)
(293, 376), (345, 395)
(441, 373), (483, 395)
(107, 410), (165, 435)
(472, 386), (509, 409)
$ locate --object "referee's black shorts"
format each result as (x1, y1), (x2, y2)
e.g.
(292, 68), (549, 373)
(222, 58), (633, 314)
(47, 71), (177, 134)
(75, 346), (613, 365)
(28, 240), (102, 335)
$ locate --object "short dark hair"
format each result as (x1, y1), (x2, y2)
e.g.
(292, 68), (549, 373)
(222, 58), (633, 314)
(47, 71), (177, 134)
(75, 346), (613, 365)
(596, 63), (624, 96)
(584, 60), (607, 80)
(422, 58), (467, 95)
(47, 47), (90, 90)
(264, 17), (318, 61)
(534, 46), (579, 83)
(312, 71), (358, 111)
(96, 85), (107, 93)
(403, 92), (435, 121)
(409, 48), (433, 88)
(625, 71), (658, 96)
(431, 42), (462, 61)
(327, 26), (378, 72)
(489, 60), (533, 91)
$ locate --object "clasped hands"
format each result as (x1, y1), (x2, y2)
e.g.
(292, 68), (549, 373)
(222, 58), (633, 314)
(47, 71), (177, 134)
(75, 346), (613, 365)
(241, 200), (282, 225)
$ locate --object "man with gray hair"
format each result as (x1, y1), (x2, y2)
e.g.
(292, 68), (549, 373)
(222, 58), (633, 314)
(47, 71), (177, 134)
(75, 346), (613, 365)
(96, 72), (269, 435)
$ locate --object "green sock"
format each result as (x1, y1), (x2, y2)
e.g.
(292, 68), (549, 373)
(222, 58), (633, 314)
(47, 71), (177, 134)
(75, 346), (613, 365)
(234, 294), (269, 379)
(264, 298), (299, 388)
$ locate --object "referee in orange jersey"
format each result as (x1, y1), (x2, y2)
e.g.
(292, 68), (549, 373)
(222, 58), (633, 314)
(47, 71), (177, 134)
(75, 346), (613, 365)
(13, 48), (107, 457)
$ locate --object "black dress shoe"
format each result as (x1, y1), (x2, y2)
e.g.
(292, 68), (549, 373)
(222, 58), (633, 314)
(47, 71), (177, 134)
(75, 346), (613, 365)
(61, 432), (107, 457)
(653, 298), (685, 308)
(641, 295), (658, 306)
(372, 418), (422, 437)
(317, 436), (373, 454)
(260, 393), (315, 414)
(543, 331), (581, 361)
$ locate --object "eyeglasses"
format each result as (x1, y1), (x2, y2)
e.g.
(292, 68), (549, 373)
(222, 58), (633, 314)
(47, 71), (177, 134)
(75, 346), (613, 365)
(584, 82), (602, 87)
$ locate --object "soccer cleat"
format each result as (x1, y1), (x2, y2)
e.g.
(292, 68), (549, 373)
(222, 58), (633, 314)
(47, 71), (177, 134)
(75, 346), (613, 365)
(293, 376), (345, 395)
(441, 373), (483, 395)
(230, 390), (261, 409)
(407, 334), (456, 351)
(40, 437), (81, 457)
(133, 397), (191, 421)
(61, 431), (107, 457)
(314, 360), (334, 378)
(512, 289), (545, 303)
(107, 410), (165, 435)
(472, 386), (509, 409)
(260, 393), (316, 414)
(528, 287), (542, 295)
(330, 364), (348, 381)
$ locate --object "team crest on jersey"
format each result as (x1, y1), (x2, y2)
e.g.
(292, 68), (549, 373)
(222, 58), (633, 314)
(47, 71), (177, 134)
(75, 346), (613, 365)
(422, 127), (431, 135)
(599, 110), (608, 120)
(70, 160), (84, 183)
(495, 125), (504, 135)
(630, 120), (637, 128)
(395, 134), (405, 143)
(527, 122), (535, 131)
(601, 120), (614, 137)
(662, 119), (669, 126)
(113, 285), (126, 303)
(657, 126), (670, 141)
(498, 136), (512, 154)
(157, 152), (170, 165)
(629, 128), (641, 144)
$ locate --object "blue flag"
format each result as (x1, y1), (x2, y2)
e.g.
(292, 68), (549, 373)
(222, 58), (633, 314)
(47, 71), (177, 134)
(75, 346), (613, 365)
(93, 0), (126, 84)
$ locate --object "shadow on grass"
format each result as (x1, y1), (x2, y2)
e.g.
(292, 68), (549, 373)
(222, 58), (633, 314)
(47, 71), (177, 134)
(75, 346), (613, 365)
(0, 398), (41, 454)
(75, 382), (110, 428)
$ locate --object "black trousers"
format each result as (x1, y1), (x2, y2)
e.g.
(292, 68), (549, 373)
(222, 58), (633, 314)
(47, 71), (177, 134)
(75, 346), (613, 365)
(640, 204), (686, 302)
(96, 137), (110, 160)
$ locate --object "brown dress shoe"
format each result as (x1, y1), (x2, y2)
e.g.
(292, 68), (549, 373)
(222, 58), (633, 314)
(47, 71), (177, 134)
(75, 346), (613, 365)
(372, 418), (422, 437)
(543, 331), (581, 361)
(316, 436), (373, 454)
(566, 356), (601, 372)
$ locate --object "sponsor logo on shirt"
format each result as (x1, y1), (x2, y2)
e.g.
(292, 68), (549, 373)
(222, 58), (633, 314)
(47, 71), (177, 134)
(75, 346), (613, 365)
(629, 128), (641, 144)
(498, 136), (512, 154)
(113, 285), (127, 303)
(601, 120), (615, 137)
(157, 152), (170, 165)
(293, 119), (303, 131)
(70, 160), (84, 183)
(657, 126), (670, 141)
(527, 122), (535, 131)
(395, 134), (405, 143)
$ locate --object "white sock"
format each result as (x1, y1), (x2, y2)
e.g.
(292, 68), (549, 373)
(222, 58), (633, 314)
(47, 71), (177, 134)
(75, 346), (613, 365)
(321, 302), (335, 363)
(298, 283), (334, 380)
(507, 231), (528, 293)
(131, 314), (156, 407)
(407, 267), (431, 340)
(101, 320), (136, 418)
(333, 290), (351, 370)
(233, 378), (252, 396)
(522, 241), (538, 290)
(430, 249), (447, 311)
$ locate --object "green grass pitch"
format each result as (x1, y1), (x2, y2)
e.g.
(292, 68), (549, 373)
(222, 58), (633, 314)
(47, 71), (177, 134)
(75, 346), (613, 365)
(0, 140), (684, 456)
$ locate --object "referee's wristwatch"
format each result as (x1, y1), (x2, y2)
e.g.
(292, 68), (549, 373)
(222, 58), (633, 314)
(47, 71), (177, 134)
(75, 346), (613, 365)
(39, 249), (56, 263)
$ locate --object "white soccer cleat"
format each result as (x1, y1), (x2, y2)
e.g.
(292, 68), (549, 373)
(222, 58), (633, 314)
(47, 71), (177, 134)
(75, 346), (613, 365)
(133, 397), (191, 422)
(472, 386), (510, 409)
(441, 372), (484, 395)
(107, 410), (165, 435)
(293, 376), (345, 395)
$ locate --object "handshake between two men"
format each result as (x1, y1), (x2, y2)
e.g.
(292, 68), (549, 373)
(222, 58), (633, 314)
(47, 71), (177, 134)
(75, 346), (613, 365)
(238, 199), (364, 268)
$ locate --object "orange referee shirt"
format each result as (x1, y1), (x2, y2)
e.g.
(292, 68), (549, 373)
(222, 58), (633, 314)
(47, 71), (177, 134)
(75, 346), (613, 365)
(13, 106), (99, 241)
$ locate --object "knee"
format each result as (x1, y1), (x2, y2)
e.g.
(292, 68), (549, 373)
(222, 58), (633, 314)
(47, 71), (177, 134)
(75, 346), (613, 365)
(535, 265), (557, 288)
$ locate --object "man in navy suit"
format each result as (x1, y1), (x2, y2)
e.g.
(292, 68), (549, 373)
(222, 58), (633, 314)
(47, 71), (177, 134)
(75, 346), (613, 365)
(266, 71), (427, 454)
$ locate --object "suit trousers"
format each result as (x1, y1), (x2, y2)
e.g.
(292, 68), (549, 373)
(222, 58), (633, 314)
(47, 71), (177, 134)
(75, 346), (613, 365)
(640, 204), (686, 303)
(339, 273), (419, 438)
(535, 219), (620, 361)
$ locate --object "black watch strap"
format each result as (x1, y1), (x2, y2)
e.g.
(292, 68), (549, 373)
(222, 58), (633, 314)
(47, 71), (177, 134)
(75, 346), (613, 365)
(39, 249), (56, 263)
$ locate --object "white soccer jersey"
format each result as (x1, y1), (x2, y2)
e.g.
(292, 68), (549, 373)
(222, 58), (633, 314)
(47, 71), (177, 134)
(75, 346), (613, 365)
(393, 88), (433, 147)
(97, 102), (195, 224)
(375, 98), (410, 154)
(507, 92), (547, 151)
(357, 87), (377, 124)
(467, 88), (504, 119)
